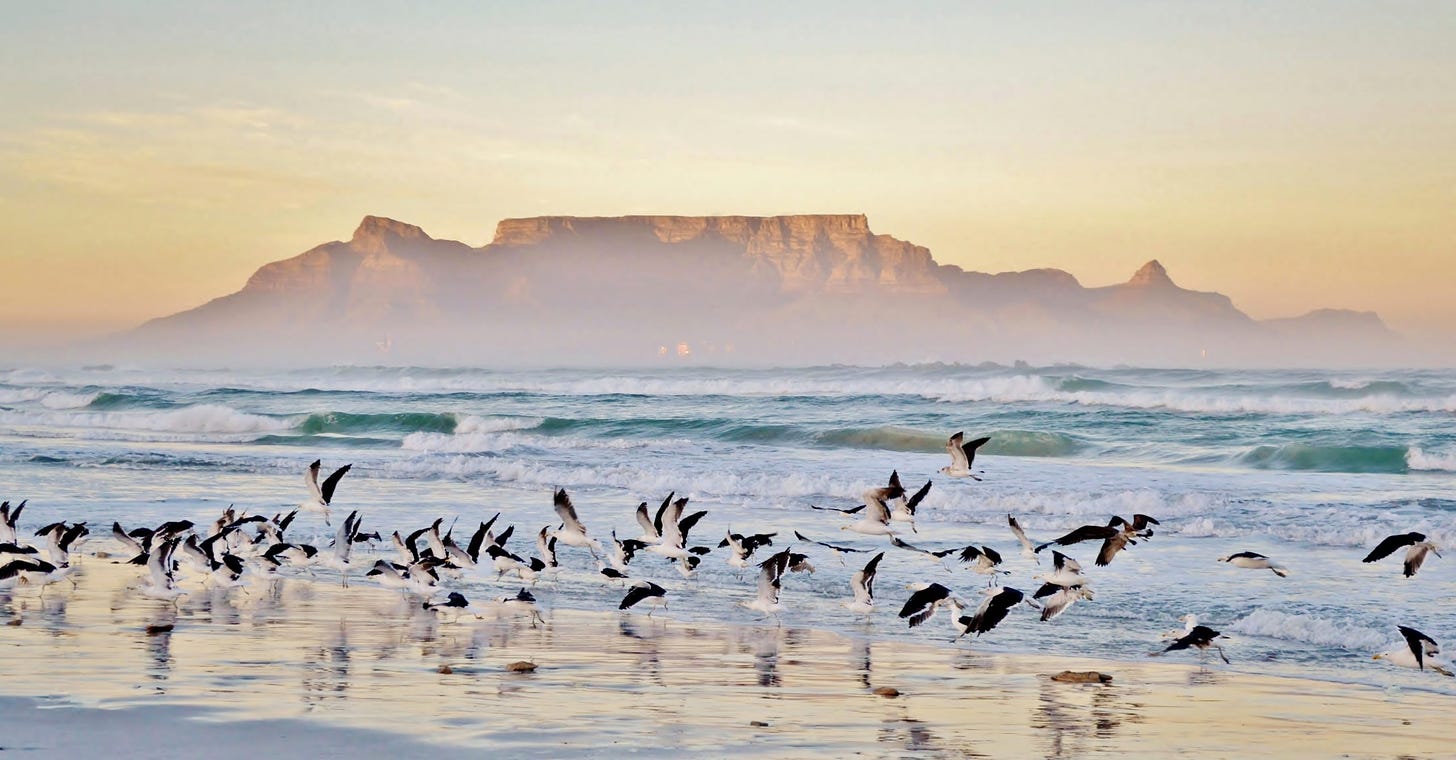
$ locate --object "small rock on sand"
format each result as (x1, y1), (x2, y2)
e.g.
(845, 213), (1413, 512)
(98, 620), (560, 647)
(873, 687), (901, 698)
(1051, 670), (1113, 683)
(437, 665), (453, 674)
(749, 720), (770, 727)
(505, 661), (538, 673)
(144, 624), (174, 635)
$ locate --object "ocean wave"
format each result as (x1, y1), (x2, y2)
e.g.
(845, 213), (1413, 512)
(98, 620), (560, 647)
(1227, 609), (1390, 652)
(1407, 447), (1456, 473)
(1239, 444), (1409, 474)
(0, 388), (100, 409)
(0, 404), (293, 437)
(297, 410), (460, 436)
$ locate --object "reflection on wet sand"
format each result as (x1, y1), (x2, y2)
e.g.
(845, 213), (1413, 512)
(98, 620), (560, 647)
(1, 562), (1452, 757)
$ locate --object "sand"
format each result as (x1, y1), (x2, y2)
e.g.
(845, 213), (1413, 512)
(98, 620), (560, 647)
(1, 560), (1450, 759)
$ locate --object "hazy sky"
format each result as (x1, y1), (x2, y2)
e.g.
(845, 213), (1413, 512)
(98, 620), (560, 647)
(2, 1), (1453, 338)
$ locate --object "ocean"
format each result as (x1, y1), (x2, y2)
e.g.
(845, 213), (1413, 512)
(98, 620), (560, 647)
(3, 363), (1454, 692)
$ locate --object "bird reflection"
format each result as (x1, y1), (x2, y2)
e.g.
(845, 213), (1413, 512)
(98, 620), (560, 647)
(302, 622), (351, 709)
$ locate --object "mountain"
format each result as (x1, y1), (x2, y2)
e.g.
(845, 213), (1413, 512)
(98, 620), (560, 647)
(121, 214), (1401, 366)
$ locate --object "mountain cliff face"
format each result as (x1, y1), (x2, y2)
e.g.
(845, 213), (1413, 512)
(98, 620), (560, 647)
(127, 214), (1398, 366)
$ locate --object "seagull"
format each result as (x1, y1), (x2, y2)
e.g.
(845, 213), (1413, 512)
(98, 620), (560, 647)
(1161, 613), (1199, 640)
(843, 552), (883, 614)
(1007, 515), (1039, 563)
(1218, 552), (1288, 577)
(743, 548), (812, 620)
(646, 497), (707, 560)
(633, 496), (670, 544)
(842, 485), (902, 536)
(957, 545), (1008, 579)
(300, 460), (351, 526)
(619, 580), (668, 615)
(889, 536), (959, 565)
(536, 526), (559, 569)
(486, 543), (545, 583)
(1033, 583), (1093, 622)
(493, 588), (545, 626)
(1036, 515), (1157, 566)
(1034, 551), (1087, 588)
(422, 591), (474, 622)
(365, 560), (429, 595)
(1373, 626), (1454, 675)
(1362, 532), (1441, 578)
(1159, 625), (1230, 664)
(549, 488), (602, 556)
(719, 529), (776, 569)
(959, 586), (1032, 639)
(139, 538), (186, 601)
(940, 432), (991, 479)
(0, 500), (26, 544)
(0, 559), (57, 591)
(792, 531), (870, 561)
(890, 476), (933, 528)
(898, 582), (956, 628)
(606, 530), (645, 573)
(318, 511), (362, 587)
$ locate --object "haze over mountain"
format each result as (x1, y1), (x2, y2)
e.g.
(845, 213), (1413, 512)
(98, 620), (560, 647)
(116, 214), (1402, 367)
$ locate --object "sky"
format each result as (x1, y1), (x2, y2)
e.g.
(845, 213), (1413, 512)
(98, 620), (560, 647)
(2, 1), (1453, 340)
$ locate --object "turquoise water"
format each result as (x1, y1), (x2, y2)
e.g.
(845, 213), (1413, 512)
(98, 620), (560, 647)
(3, 363), (1455, 692)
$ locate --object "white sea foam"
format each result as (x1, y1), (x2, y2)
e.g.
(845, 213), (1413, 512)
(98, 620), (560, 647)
(38, 391), (101, 409)
(1228, 609), (1391, 652)
(0, 404), (291, 437)
(1407, 447), (1456, 472)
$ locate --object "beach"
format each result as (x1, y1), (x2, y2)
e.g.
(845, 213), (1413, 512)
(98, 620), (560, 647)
(3, 560), (1451, 758)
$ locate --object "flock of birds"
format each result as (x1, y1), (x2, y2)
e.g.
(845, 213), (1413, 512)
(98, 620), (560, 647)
(1, 432), (1451, 678)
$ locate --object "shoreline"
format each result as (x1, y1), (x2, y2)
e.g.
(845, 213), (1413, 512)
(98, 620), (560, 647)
(2, 561), (1452, 757)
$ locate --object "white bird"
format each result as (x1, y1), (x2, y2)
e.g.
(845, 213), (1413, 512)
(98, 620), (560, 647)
(842, 486), (902, 536)
(1218, 551), (1288, 577)
(843, 552), (884, 614)
(317, 511), (362, 587)
(940, 432), (990, 479)
(1033, 583), (1093, 622)
(549, 489), (602, 555)
(1374, 626), (1454, 675)
(300, 460), (351, 526)
(720, 528), (775, 569)
(646, 497), (707, 561)
(1033, 551), (1087, 588)
(537, 526), (559, 570)
(0, 500), (26, 545)
(139, 538), (186, 601)
(1007, 514), (1039, 564)
(1161, 613), (1199, 640)
(743, 548), (809, 619)
(958, 586), (1033, 639)
(886, 472), (931, 530)
(898, 582), (956, 628)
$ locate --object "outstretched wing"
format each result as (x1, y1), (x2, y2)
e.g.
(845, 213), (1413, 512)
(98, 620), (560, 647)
(904, 480), (933, 514)
(946, 432), (968, 470)
(1008, 514), (1035, 554)
(961, 436), (992, 468)
(1364, 533), (1420, 564)
(320, 464), (352, 505)
(554, 489), (586, 533)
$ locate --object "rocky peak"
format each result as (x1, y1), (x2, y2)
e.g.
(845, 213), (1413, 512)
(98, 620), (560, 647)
(1126, 259), (1174, 288)
(351, 216), (430, 253)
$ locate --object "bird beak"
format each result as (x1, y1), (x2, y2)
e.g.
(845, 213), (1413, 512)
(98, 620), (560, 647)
(1372, 654), (1382, 660)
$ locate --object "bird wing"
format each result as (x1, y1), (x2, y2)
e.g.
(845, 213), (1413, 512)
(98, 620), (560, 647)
(863, 487), (900, 525)
(1038, 587), (1079, 622)
(892, 536), (931, 556)
(1364, 533), (1420, 563)
(792, 530), (868, 553)
(1403, 543), (1432, 578)
(756, 558), (783, 605)
(653, 492), (675, 537)
(904, 480), (933, 514)
(1008, 515), (1035, 554)
(554, 489), (586, 533)
(635, 503), (658, 540)
(1048, 525), (1118, 548)
(1052, 551), (1082, 573)
(956, 545), (982, 562)
(676, 510), (708, 545)
(810, 503), (866, 514)
(320, 464), (351, 505)
(1095, 533), (1129, 567)
(112, 522), (144, 555)
(305, 460), (323, 502)
(946, 432), (968, 469)
(898, 583), (949, 627)
(147, 539), (174, 588)
(961, 436), (992, 468)
(619, 583), (652, 610)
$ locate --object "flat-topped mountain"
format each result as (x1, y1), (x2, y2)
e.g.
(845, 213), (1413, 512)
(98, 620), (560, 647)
(124, 214), (1398, 366)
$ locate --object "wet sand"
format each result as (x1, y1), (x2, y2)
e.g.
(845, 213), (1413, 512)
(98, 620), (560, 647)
(1, 561), (1450, 759)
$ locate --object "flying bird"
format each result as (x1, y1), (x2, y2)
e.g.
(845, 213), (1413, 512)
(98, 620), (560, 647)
(843, 552), (884, 614)
(1218, 551), (1288, 577)
(842, 485), (902, 536)
(1362, 532), (1441, 578)
(1007, 514), (1039, 563)
(1373, 626), (1453, 675)
(1159, 625), (1230, 664)
(619, 581), (668, 614)
(301, 460), (351, 525)
(940, 432), (991, 479)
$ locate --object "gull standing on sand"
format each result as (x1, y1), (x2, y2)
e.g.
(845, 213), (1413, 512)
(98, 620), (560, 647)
(1217, 551), (1288, 577)
(843, 552), (884, 614)
(300, 460), (351, 526)
(1373, 626), (1454, 675)
(1362, 532), (1441, 578)
(940, 432), (991, 479)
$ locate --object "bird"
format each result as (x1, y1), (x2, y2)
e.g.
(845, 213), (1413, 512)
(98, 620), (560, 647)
(0, 500), (26, 545)
(889, 536), (959, 565)
(1218, 551), (1288, 577)
(960, 586), (1031, 638)
(536, 526), (559, 570)
(1373, 626), (1453, 675)
(646, 497), (707, 561)
(318, 511), (362, 587)
(886, 471), (931, 530)
(957, 545), (1008, 579)
(743, 548), (812, 619)
(940, 432), (991, 479)
(619, 581), (668, 615)
(1159, 625), (1230, 664)
(1033, 551), (1087, 589)
(1161, 613), (1199, 640)
(139, 538), (185, 601)
(792, 531), (870, 561)
(1033, 583), (1093, 622)
(843, 552), (884, 614)
(719, 529), (776, 569)
(300, 460), (351, 526)
(1036, 515), (1157, 566)
(422, 591), (473, 621)
(1362, 532), (1441, 578)
(1007, 514), (1039, 564)
(898, 582), (956, 628)
(549, 488), (602, 556)
(842, 485), (902, 536)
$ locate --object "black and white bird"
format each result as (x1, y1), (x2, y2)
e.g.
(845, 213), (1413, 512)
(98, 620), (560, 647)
(1035, 514), (1158, 566)
(1033, 583), (1093, 622)
(422, 592), (474, 621)
(959, 586), (1031, 638)
(549, 489), (602, 555)
(619, 580), (668, 615)
(646, 497), (708, 561)
(1034, 551), (1087, 589)
(1373, 626), (1453, 675)
(300, 459), (351, 525)
(1007, 514), (1039, 564)
(0, 500), (26, 545)
(887, 471), (932, 530)
(889, 536), (959, 565)
(318, 511), (362, 587)
(139, 538), (186, 600)
(1159, 625), (1230, 664)
(842, 485), (902, 536)
(792, 531), (870, 562)
(898, 582), (958, 628)
(940, 432), (991, 479)
(957, 545), (1007, 579)
(743, 548), (811, 618)
(720, 528), (776, 569)
(1218, 551), (1288, 577)
(1362, 532), (1441, 578)
(843, 552), (884, 614)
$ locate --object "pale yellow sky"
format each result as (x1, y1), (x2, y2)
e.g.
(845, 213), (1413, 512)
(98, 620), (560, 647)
(2, 3), (1453, 339)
